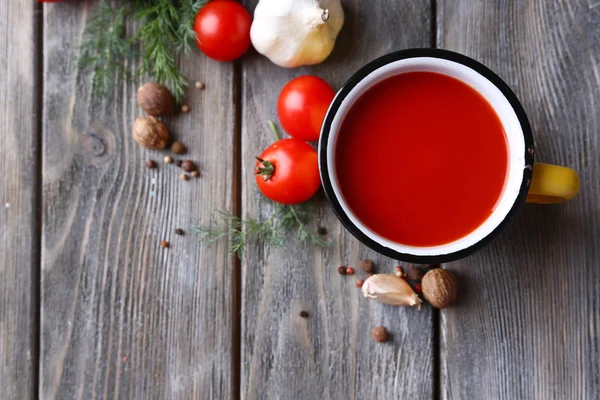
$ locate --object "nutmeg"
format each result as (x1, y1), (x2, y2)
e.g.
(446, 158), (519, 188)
(421, 268), (457, 309)
(181, 160), (197, 172)
(137, 82), (175, 116)
(132, 116), (169, 149)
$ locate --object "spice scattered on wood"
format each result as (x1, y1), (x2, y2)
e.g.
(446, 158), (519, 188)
(175, 228), (185, 235)
(160, 240), (169, 248)
(372, 326), (389, 343)
(337, 266), (347, 275)
(408, 265), (425, 281)
(195, 81), (205, 89)
(181, 104), (190, 113)
(133, 116), (169, 149)
(395, 266), (403, 277)
(317, 227), (328, 235)
(180, 174), (189, 181)
(421, 268), (457, 309)
(360, 259), (374, 273)
(137, 82), (174, 116)
(190, 170), (200, 178)
(164, 156), (173, 164)
(181, 160), (197, 172)
(414, 283), (422, 293)
(299, 311), (309, 318)
(146, 160), (157, 169)
(346, 267), (355, 275)
(171, 141), (187, 154)
(356, 279), (364, 288)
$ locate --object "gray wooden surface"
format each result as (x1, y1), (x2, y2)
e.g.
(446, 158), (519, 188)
(41, 2), (234, 399)
(240, 1), (434, 399)
(0, 1), (39, 399)
(439, 1), (600, 399)
(1, 0), (599, 399)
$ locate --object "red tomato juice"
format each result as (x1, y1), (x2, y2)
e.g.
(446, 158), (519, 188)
(335, 72), (508, 247)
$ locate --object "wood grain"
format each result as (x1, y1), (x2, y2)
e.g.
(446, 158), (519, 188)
(41, 2), (234, 398)
(438, 1), (600, 399)
(240, 1), (434, 398)
(0, 1), (39, 399)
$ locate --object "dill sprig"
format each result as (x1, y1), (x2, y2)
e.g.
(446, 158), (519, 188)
(78, 0), (209, 101)
(78, 2), (134, 98)
(194, 203), (328, 258)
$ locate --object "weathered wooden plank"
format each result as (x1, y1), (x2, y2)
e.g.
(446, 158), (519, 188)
(41, 2), (234, 398)
(241, 1), (433, 398)
(0, 1), (39, 399)
(439, 1), (600, 399)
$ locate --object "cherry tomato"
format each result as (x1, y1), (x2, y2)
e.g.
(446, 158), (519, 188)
(255, 139), (321, 205)
(194, 2), (252, 61)
(277, 76), (336, 142)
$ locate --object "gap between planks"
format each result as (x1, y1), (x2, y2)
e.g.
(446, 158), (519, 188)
(231, 58), (243, 400)
(32, 2), (44, 400)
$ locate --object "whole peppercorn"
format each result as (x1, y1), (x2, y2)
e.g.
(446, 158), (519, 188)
(421, 268), (457, 309)
(356, 279), (364, 288)
(164, 156), (173, 164)
(195, 81), (205, 89)
(337, 266), (347, 275)
(171, 141), (187, 154)
(346, 267), (355, 275)
(372, 326), (389, 343)
(146, 160), (157, 169)
(359, 259), (374, 273)
(181, 104), (190, 113)
(175, 228), (184, 235)
(180, 174), (189, 181)
(299, 311), (309, 318)
(317, 227), (328, 235)
(408, 265), (425, 281)
(137, 82), (174, 116)
(181, 160), (198, 172)
(160, 240), (169, 249)
(190, 170), (200, 178)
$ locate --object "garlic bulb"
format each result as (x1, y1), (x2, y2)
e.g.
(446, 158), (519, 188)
(250, 0), (344, 68)
(362, 274), (423, 309)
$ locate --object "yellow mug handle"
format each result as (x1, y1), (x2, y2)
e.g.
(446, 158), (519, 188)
(526, 162), (580, 204)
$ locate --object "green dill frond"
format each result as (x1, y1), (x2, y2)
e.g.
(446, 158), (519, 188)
(194, 202), (328, 257)
(78, 1), (135, 98)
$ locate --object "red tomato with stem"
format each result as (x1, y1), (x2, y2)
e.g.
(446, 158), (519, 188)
(194, 2), (251, 61)
(255, 139), (321, 205)
(277, 76), (336, 142)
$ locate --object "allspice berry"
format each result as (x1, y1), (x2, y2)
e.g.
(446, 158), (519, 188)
(160, 240), (169, 249)
(190, 170), (200, 178)
(180, 174), (189, 181)
(181, 104), (190, 113)
(359, 259), (374, 273)
(421, 268), (457, 309)
(137, 82), (175, 116)
(407, 265), (425, 281)
(195, 81), (205, 89)
(181, 160), (197, 172)
(171, 141), (187, 154)
(372, 326), (389, 343)
(132, 116), (169, 149)
(146, 160), (157, 169)
(164, 156), (173, 164)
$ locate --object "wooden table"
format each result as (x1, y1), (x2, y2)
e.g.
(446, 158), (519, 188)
(2, 1), (599, 399)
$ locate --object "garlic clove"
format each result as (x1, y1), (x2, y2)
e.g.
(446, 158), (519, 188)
(362, 274), (423, 309)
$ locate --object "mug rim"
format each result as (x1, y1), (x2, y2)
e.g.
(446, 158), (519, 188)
(318, 48), (535, 264)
